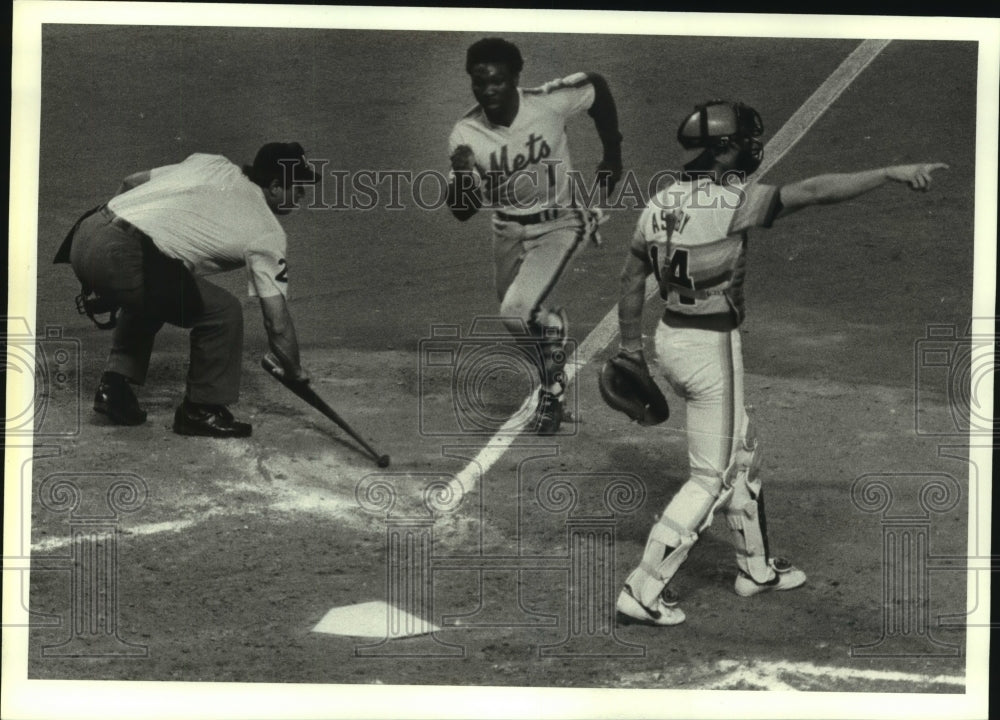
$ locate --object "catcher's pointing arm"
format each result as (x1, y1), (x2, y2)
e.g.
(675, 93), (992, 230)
(776, 162), (949, 219)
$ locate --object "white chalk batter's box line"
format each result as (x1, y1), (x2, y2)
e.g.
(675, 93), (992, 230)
(619, 659), (966, 690)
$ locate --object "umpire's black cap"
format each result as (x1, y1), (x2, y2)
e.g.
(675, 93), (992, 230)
(246, 142), (320, 187)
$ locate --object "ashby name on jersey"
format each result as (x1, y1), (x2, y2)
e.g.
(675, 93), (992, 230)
(634, 177), (781, 323)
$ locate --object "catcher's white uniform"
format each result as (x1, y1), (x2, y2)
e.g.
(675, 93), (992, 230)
(616, 99), (946, 624)
(621, 177), (803, 619)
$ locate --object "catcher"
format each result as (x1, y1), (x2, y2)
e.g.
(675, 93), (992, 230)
(604, 99), (947, 625)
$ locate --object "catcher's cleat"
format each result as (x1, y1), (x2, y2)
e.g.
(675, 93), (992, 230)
(734, 557), (807, 597)
(93, 372), (147, 426)
(533, 388), (564, 435)
(616, 585), (686, 627)
(173, 399), (252, 438)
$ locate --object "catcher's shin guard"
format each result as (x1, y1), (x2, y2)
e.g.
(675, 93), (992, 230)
(625, 472), (734, 607)
(723, 422), (772, 583)
(625, 517), (696, 609)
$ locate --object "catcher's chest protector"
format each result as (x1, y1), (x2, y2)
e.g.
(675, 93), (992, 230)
(641, 181), (750, 322)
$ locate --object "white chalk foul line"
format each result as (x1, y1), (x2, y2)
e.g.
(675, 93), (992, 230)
(754, 659), (964, 686)
(755, 39), (892, 181)
(708, 659), (964, 690)
(31, 513), (223, 553)
(447, 39), (892, 500)
(29, 442), (368, 553)
(618, 659), (964, 691)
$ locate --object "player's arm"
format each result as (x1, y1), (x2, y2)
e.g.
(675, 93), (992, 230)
(447, 144), (484, 221)
(584, 72), (623, 193)
(114, 170), (152, 196)
(258, 294), (309, 383)
(775, 163), (949, 219)
(618, 237), (652, 355)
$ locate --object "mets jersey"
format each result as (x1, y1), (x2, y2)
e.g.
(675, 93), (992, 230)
(631, 178), (782, 324)
(448, 73), (596, 215)
(108, 153), (289, 299)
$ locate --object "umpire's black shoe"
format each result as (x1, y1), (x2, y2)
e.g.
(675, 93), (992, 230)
(172, 399), (252, 438)
(94, 372), (147, 425)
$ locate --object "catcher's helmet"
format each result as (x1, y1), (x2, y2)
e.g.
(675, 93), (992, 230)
(677, 100), (764, 173)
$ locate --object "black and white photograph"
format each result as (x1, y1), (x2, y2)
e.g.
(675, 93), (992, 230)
(3, 2), (996, 718)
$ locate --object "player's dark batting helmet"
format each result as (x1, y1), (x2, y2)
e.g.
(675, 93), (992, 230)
(677, 100), (764, 173)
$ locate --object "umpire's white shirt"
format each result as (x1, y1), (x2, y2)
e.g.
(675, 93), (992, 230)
(108, 153), (288, 299)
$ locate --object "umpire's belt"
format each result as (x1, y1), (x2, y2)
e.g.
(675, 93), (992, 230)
(495, 208), (566, 225)
(100, 205), (150, 240)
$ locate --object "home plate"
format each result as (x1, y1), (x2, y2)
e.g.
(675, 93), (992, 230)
(312, 601), (439, 638)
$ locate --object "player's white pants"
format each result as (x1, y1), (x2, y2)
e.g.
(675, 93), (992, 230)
(623, 320), (773, 608)
(491, 211), (588, 389)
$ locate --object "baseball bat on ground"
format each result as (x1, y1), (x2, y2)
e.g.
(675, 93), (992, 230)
(261, 354), (390, 468)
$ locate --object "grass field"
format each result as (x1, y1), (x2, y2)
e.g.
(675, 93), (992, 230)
(5, 7), (995, 720)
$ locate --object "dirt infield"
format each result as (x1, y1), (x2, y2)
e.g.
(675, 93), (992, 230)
(15, 20), (985, 704)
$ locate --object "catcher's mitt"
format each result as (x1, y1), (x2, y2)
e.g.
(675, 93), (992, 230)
(598, 350), (670, 426)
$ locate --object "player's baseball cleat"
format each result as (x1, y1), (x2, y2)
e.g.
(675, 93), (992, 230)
(173, 399), (252, 438)
(93, 371), (147, 425)
(615, 585), (686, 626)
(533, 389), (564, 435)
(734, 557), (807, 597)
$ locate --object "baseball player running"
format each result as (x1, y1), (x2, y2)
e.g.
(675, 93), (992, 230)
(613, 99), (947, 625)
(55, 142), (318, 438)
(447, 37), (623, 434)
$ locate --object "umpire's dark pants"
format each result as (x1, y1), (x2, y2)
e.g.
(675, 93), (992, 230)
(69, 207), (243, 405)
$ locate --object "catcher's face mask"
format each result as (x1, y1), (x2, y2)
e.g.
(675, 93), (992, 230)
(677, 100), (764, 174)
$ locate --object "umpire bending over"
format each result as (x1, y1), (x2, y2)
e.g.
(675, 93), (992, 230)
(55, 142), (318, 438)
